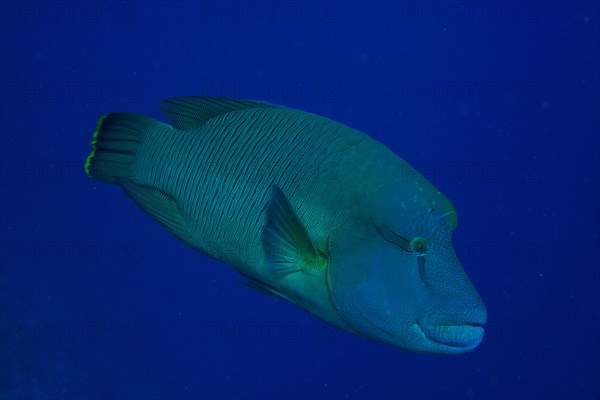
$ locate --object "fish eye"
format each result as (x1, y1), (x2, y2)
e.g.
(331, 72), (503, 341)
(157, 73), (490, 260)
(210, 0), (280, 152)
(410, 237), (427, 254)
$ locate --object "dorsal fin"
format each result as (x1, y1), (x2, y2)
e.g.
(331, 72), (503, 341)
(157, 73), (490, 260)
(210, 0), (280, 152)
(159, 96), (277, 130)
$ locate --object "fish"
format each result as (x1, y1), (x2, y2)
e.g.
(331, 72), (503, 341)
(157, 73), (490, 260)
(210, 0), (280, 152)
(85, 96), (487, 354)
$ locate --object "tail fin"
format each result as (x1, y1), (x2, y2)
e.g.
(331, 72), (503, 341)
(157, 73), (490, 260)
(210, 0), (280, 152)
(85, 112), (155, 183)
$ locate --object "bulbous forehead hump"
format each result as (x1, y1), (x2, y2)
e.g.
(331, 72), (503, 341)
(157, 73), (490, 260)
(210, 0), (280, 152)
(386, 174), (456, 215)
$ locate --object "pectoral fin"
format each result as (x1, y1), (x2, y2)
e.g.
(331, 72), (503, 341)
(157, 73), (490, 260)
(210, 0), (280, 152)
(262, 184), (325, 275)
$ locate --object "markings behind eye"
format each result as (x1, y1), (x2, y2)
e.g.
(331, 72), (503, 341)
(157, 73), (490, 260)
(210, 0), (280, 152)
(370, 216), (414, 253)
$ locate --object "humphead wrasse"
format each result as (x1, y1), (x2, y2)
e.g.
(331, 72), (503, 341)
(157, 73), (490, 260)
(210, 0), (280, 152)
(85, 97), (487, 354)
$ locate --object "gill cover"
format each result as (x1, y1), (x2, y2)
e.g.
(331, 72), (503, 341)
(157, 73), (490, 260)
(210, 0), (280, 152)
(326, 224), (422, 347)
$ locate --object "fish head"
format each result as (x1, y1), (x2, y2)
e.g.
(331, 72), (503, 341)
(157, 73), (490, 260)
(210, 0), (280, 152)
(327, 185), (487, 354)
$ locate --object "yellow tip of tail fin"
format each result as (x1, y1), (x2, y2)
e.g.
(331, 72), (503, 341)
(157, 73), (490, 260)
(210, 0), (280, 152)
(84, 112), (154, 183)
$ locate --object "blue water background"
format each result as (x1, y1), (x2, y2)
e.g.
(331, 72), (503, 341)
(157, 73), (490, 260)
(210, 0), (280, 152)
(0, 1), (598, 399)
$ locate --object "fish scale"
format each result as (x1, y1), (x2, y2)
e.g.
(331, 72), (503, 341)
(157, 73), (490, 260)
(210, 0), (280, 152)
(132, 106), (346, 272)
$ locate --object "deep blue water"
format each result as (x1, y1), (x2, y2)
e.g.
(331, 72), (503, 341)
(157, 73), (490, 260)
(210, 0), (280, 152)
(1, 1), (599, 399)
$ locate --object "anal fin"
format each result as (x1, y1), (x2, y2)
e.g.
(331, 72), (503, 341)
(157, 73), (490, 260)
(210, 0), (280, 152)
(120, 179), (192, 244)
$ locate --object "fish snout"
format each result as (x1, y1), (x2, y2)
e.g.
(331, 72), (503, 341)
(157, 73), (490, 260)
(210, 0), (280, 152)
(418, 303), (487, 350)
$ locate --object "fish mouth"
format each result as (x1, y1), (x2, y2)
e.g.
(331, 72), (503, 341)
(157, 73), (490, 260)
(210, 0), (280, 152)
(353, 307), (485, 353)
(417, 319), (485, 350)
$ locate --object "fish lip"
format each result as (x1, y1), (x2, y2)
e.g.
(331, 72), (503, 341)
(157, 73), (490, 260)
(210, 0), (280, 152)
(347, 306), (485, 353)
(416, 317), (485, 349)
